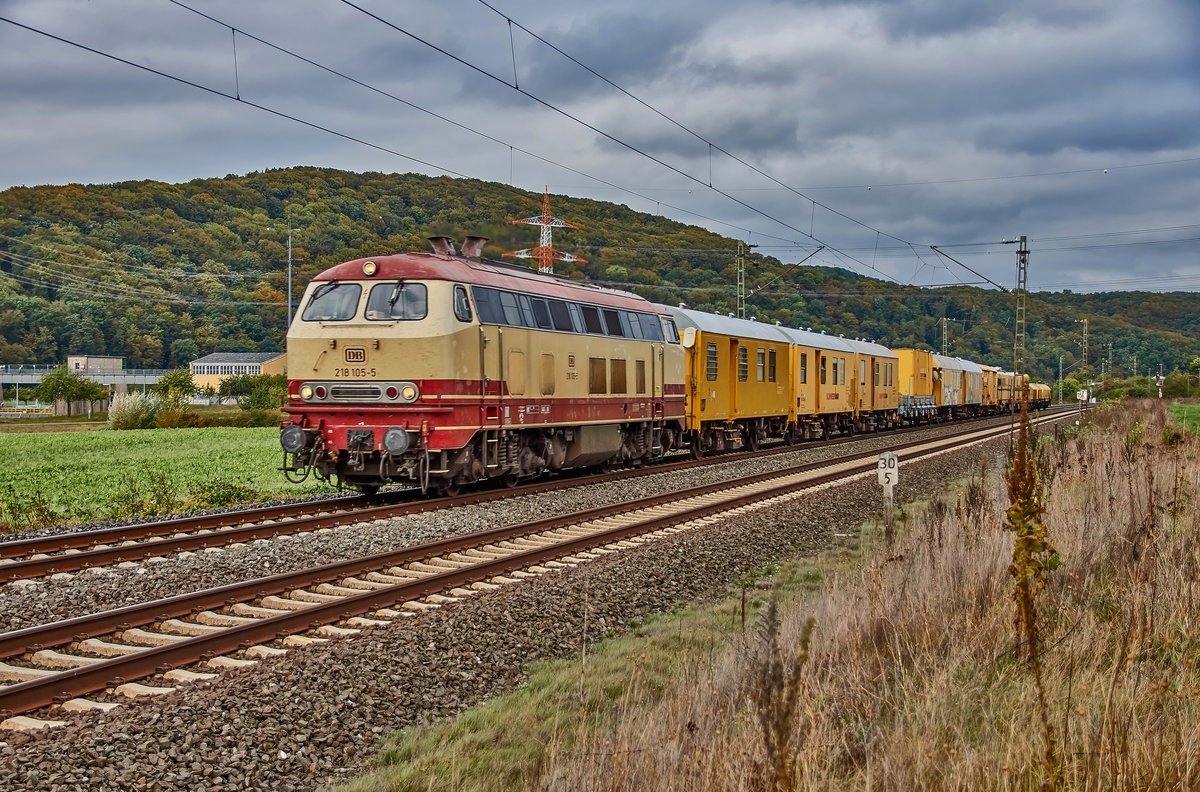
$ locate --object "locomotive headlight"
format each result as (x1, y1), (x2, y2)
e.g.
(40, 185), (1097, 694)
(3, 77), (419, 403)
(280, 425), (310, 454)
(383, 427), (411, 455)
(299, 384), (314, 400)
(399, 383), (419, 402)
(362, 260), (378, 276)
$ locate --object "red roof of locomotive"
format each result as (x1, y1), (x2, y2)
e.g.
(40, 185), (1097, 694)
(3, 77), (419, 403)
(313, 252), (656, 312)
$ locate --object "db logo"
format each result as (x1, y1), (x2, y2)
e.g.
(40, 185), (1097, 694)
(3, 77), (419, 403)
(344, 348), (367, 363)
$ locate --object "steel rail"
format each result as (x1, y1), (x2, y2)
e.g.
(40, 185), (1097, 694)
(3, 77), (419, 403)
(0, 410), (1072, 718)
(0, 407), (1074, 583)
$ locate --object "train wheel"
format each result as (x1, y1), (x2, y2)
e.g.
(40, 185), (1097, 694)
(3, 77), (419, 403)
(690, 435), (705, 460)
(744, 428), (759, 452)
(439, 482), (462, 497)
(359, 484), (380, 496)
(503, 472), (521, 488)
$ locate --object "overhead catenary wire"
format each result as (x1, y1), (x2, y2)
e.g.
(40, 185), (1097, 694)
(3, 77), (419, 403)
(161, 0), (801, 247)
(336, 0), (902, 284)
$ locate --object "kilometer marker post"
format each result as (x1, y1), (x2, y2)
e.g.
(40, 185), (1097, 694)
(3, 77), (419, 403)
(877, 452), (899, 546)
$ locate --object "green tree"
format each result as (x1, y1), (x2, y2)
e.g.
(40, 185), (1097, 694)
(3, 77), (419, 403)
(152, 367), (196, 408)
(34, 366), (107, 415)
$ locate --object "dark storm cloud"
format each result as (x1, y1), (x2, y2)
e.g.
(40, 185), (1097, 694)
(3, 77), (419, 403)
(0, 0), (1197, 290)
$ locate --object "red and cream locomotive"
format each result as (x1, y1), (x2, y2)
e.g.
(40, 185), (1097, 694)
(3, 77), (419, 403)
(280, 236), (687, 494)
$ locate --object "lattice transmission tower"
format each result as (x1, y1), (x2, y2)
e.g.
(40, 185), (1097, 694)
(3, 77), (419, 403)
(504, 187), (587, 274)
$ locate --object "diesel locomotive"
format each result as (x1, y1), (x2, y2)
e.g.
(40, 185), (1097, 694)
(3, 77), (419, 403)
(279, 237), (1048, 494)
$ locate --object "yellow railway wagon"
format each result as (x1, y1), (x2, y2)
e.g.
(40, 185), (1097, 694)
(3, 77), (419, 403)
(979, 365), (1000, 411)
(667, 307), (794, 453)
(843, 337), (899, 430)
(894, 348), (937, 421)
(779, 328), (856, 439)
(933, 355), (983, 417)
(1029, 382), (1051, 409)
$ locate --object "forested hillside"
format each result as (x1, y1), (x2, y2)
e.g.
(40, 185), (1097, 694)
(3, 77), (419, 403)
(2, 167), (1197, 381)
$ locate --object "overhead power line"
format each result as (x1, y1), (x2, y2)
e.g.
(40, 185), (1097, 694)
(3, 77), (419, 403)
(0, 15), (468, 178)
(336, 0), (901, 284)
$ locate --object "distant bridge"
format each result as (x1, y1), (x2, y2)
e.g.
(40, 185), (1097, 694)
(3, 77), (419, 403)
(0, 364), (171, 388)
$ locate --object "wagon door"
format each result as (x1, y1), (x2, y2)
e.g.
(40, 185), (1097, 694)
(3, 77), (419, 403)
(478, 324), (505, 429)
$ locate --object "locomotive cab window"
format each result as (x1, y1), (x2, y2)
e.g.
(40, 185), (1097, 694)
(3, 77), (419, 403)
(302, 282), (362, 322)
(366, 282), (427, 321)
(453, 285), (472, 322)
(660, 318), (679, 344)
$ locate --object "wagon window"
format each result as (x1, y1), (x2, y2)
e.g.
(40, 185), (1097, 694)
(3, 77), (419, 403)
(549, 300), (574, 332)
(454, 285), (472, 322)
(800, 352), (808, 384)
(821, 355), (827, 385)
(874, 361), (880, 387)
(603, 309), (624, 337)
(756, 349), (766, 382)
(840, 357), (847, 386)
(581, 305), (604, 335)
(830, 356), (837, 386)
(738, 347), (748, 382)
(860, 359), (867, 387)
(706, 343), (718, 381)
(499, 291), (523, 326)
(530, 298), (553, 330)
(768, 349), (777, 382)
(302, 282), (361, 322)
(365, 282), (427, 321)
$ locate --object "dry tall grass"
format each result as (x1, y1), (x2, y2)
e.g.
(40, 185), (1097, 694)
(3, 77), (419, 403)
(536, 400), (1200, 791)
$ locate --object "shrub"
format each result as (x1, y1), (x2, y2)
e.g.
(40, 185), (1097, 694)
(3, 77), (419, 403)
(156, 408), (200, 429)
(107, 392), (164, 430)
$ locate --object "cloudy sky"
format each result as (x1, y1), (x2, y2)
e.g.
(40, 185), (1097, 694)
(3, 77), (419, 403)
(2, 0), (1198, 292)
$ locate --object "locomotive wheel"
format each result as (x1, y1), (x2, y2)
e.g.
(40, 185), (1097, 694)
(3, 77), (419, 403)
(503, 472), (521, 488)
(439, 481), (462, 497)
(358, 484), (380, 496)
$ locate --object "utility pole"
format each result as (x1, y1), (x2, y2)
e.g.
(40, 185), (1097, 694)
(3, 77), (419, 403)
(737, 241), (746, 319)
(1058, 354), (1063, 404)
(1131, 354), (1137, 378)
(1013, 235), (1029, 401)
(941, 317), (949, 355)
(1074, 317), (1088, 381)
(287, 228), (293, 331)
(1107, 342), (1113, 379)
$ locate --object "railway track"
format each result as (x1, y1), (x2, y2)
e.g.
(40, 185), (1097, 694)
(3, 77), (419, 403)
(0, 409), (1073, 729)
(0, 407), (1075, 583)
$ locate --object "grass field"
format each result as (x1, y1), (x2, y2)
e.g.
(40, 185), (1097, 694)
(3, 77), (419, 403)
(1169, 402), (1200, 434)
(341, 400), (1200, 791)
(0, 426), (335, 533)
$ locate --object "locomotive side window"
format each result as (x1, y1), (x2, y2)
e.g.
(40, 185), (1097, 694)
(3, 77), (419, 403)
(472, 287), (504, 324)
(568, 303), (585, 334)
(499, 291), (523, 326)
(603, 309), (624, 337)
(706, 343), (718, 381)
(626, 312), (645, 340)
(517, 294), (538, 328)
(581, 305), (604, 334)
(549, 300), (574, 332)
(618, 311), (635, 338)
(530, 299), (554, 330)
(454, 285), (472, 322)
(646, 315), (669, 342)
(302, 282), (361, 322)
(366, 282), (427, 321)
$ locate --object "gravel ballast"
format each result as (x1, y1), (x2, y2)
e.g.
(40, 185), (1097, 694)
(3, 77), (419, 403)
(0, 421), (1018, 633)
(0, 425), (1039, 791)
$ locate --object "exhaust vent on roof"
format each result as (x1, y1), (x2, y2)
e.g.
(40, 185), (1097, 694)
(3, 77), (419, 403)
(460, 236), (488, 258)
(428, 236), (456, 256)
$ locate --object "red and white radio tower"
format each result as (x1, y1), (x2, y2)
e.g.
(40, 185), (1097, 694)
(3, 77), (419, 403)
(504, 187), (587, 274)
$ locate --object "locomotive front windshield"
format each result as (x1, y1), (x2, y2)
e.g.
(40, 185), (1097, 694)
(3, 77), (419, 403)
(365, 282), (428, 321)
(301, 282), (361, 322)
